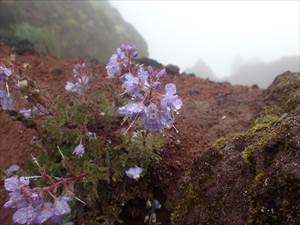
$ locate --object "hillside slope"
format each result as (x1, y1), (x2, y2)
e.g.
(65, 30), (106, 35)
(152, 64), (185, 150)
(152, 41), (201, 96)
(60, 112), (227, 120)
(0, 0), (148, 61)
(1, 42), (298, 225)
(0, 41), (264, 224)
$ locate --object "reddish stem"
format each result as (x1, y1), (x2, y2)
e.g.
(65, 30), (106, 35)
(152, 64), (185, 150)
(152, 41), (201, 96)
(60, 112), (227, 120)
(37, 173), (86, 193)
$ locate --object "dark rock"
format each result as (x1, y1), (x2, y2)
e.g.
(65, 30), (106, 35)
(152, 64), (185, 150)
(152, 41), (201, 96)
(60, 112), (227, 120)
(165, 64), (180, 75)
(89, 58), (100, 65)
(14, 40), (35, 55)
(51, 68), (63, 76)
(134, 57), (164, 68)
(168, 71), (300, 225)
(187, 73), (196, 77)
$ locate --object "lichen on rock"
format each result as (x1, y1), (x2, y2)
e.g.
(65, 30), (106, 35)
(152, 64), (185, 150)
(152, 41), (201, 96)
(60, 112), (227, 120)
(168, 71), (300, 225)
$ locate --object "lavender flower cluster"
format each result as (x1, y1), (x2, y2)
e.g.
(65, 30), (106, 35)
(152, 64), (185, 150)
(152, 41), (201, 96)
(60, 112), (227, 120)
(0, 66), (15, 110)
(3, 168), (74, 224)
(65, 63), (90, 96)
(106, 44), (183, 132)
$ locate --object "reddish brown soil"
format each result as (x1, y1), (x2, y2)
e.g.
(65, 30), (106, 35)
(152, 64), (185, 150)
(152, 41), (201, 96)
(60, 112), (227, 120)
(160, 75), (263, 193)
(0, 42), (263, 224)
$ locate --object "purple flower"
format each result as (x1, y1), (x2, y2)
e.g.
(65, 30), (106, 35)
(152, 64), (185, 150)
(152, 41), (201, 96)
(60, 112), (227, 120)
(32, 104), (48, 115)
(137, 67), (149, 84)
(147, 66), (154, 74)
(143, 103), (163, 131)
(108, 45), (183, 132)
(106, 54), (122, 78)
(125, 166), (143, 180)
(19, 109), (32, 119)
(0, 89), (6, 98)
(165, 83), (177, 95)
(122, 73), (143, 98)
(65, 81), (84, 96)
(0, 66), (12, 81)
(153, 200), (162, 209)
(152, 81), (161, 89)
(160, 95), (182, 112)
(106, 44), (138, 79)
(148, 67), (166, 79)
(120, 44), (138, 58)
(72, 144), (85, 158)
(3, 195), (16, 208)
(0, 95), (16, 111)
(51, 215), (65, 223)
(12, 206), (35, 224)
(156, 68), (167, 79)
(53, 196), (71, 216)
(19, 177), (30, 186)
(160, 83), (182, 112)
(4, 176), (19, 192)
(65, 81), (75, 92)
(6, 164), (20, 174)
(78, 75), (89, 85)
(30, 193), (39, 201)
(118, 102), (145, 118)
(87, 131), (97, 140)
(65, 64), (90, 95)
(72, 63), (86, 78)
(159, 110), (174, 129)
(4, 176), (30, 193)
(3, 174), (73, 224)
(65, 81), (82, 95)
(3, 190), (25, 209)
(34, 203), (54, 224)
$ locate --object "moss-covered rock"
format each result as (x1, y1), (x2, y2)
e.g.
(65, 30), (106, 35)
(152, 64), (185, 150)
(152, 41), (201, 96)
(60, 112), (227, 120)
(168, 72), (300, 225)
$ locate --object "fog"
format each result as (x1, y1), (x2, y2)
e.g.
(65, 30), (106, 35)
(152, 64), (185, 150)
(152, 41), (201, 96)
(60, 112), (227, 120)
(110, 0), (299, 78)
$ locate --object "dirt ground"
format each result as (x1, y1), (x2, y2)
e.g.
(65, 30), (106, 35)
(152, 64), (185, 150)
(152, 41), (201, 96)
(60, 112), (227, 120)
(0, 42), (263, 224)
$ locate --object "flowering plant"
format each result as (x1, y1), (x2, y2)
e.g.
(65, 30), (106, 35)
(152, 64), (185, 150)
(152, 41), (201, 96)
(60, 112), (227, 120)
(1, 45), (182, 224)
(0, 64), (15, 111)
(107, 44), (182, 133)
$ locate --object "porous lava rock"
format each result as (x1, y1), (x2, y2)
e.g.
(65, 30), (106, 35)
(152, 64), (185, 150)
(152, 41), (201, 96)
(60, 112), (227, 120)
(168, 71), (300, 225)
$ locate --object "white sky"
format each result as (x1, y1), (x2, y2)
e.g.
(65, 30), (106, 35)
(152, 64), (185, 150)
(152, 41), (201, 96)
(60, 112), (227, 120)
(110, 0), (300, 78)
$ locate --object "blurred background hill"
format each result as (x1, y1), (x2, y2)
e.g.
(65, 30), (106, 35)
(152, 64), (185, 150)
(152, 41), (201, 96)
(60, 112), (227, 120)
(0, 0), (148, 62)
(223, 55), (300, 88)
(185, 55), (300, 88)
(0, 0), (298, 88)
(185, 59), (218, 81)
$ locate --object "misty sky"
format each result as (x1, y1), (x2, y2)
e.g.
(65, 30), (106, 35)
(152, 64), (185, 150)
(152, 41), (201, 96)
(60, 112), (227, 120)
(110, 0), (299, 78)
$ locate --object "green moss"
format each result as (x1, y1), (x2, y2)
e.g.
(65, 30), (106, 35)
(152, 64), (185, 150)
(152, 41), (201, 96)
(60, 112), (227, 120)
(242, 144), (254, 164)
(186, 182), (203, 204)
(258, 130), (280, 147)
(254, 172), (266, 183)
(213, 132), (247, 149)
(247, 174), (300, 225)
(285, 95), (300, 111)
(170, 200), (189, 225)
(248, 117), (280, 134)
(212, 137), (227, 148)
(246, 192), (279, 225)
(170, 210), (180, 225)
(257, 116), (289, 148)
